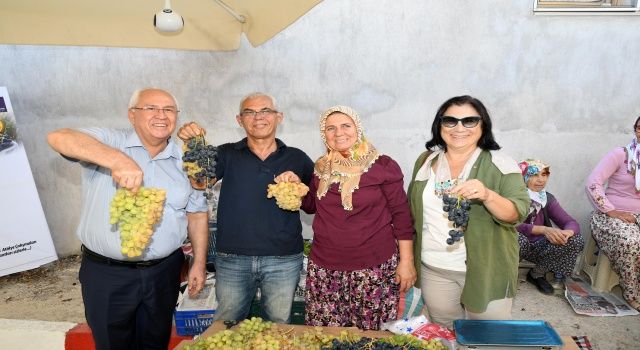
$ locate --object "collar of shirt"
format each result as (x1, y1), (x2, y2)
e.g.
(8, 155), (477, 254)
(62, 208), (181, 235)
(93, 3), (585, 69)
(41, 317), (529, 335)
(124, 131), (181, 160)
(234, 137), (286, 151)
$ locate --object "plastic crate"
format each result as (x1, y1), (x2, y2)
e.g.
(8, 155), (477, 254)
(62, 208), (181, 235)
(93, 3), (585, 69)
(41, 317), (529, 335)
(174, 281), (217, 336)
(174, 309), (216, 336)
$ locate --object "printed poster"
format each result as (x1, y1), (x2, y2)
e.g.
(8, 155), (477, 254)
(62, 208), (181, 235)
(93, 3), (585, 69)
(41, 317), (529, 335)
(0, 86), (58, 276)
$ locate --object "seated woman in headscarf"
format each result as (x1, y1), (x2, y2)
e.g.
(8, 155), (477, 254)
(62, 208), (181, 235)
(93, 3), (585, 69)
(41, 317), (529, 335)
(517, 159), (584, 295)
(586, 116), (640, 311)
(276, 105), (416, 330)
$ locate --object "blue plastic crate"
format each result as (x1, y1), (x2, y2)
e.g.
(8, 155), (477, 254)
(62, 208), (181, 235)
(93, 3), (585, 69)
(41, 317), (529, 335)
(174, 309), (216, 336)
(174, 281), (217, 336)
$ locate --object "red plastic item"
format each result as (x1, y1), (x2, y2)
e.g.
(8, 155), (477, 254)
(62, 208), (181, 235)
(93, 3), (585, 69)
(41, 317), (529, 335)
(64, 323), (191, 350)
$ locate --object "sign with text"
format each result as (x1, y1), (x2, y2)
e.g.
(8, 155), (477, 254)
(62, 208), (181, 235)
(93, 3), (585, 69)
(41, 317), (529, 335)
(0, 86), (58, 276)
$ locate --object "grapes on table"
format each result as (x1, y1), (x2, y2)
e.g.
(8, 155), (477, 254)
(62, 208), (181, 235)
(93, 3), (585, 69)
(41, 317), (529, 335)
(442, 193), (470, 246)
(267, 182), (310, 211)
(109, 187), (166, 258)
(182, 136), (218, 198)
(180, 317), (446, 350)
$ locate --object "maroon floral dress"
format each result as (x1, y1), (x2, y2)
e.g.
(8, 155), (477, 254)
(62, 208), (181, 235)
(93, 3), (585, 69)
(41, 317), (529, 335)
(304, 252), (399, 330)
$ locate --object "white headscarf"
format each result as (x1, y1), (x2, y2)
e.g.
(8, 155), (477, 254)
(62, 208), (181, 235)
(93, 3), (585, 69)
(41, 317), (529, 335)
(625, 136), (640, 192)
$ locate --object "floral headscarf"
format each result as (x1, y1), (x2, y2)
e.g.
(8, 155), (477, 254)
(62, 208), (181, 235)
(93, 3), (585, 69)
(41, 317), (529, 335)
(315, 105), (379, 211)
(518, 159), (550, 184)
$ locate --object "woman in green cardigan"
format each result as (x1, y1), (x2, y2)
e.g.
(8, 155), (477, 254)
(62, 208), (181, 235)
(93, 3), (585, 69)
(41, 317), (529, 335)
(408, 95), (529, 328)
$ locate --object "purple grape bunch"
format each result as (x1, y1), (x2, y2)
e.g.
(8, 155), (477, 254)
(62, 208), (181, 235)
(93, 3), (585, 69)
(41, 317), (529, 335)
(321, 338), (423, 350)
(442, 193), (471, 245)
(182, 137), (218, 199)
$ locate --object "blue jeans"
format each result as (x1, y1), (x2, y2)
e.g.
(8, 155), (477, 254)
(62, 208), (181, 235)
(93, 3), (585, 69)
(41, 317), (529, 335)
(214, 252), (302, 323)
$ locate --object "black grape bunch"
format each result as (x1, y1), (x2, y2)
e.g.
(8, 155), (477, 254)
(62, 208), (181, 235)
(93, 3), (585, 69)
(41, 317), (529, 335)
(321, 334), (446, 350)
(442, 193), (471, 245)
(182, 136), (218, 199)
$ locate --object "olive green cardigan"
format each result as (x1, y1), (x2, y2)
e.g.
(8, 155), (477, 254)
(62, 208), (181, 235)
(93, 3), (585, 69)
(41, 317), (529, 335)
(408, 150), (529, 313)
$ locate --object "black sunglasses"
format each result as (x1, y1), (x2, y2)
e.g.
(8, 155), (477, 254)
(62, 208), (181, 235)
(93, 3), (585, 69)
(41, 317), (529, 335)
(440, 116), (481, 128)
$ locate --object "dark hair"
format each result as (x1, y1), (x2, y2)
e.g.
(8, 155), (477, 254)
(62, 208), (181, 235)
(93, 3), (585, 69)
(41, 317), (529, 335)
(425, 95), (501, 152)
(634, 116), (640, 130)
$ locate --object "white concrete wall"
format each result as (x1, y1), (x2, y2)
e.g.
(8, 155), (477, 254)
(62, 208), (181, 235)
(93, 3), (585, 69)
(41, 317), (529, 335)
(1, 0), (639, 256)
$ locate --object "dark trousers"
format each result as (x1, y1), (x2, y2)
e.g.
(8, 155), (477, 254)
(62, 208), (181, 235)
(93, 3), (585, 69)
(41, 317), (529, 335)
(79, 250), (184, 350)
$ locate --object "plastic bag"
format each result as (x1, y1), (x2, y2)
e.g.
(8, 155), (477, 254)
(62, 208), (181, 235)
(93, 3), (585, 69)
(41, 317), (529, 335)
(382, 316), (457, 350)
(398, 286), (425, 319)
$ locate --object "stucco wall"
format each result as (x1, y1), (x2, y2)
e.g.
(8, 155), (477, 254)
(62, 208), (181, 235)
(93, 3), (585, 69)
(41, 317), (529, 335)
(1, 0), (639, 256)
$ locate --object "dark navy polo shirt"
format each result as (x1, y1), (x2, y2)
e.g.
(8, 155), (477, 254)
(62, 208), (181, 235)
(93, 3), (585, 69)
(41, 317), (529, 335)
(215, 138), (314, 256)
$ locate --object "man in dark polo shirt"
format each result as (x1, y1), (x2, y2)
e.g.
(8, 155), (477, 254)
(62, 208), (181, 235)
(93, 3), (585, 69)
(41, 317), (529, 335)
(179, 92), (314, 323)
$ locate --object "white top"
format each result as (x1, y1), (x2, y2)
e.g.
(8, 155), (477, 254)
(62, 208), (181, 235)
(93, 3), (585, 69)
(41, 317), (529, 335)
(421, 167), (467, 272)
(415, 149), (521, 182)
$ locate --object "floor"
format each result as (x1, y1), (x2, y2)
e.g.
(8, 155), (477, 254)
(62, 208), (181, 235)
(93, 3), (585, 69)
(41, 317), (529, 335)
(512, 268), (640, 350)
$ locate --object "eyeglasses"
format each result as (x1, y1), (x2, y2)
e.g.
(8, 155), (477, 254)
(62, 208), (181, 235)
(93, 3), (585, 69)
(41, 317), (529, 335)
(240, 108), (278, 118)
(440, 116), (481, 128)
(131, 106), (179, 116)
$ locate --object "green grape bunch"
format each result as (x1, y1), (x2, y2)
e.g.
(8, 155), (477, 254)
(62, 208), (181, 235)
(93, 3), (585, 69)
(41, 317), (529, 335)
(182, 317), (280, 350)
(267, 182), (310, 211)
(182, 136), (218, 198)
(378, 334), (448, 350)
(109, 187), (166, 258)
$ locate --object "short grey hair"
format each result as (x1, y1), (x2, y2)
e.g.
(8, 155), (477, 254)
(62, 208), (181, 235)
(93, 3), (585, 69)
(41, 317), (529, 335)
(238, 92), (278, 113)
(128, 88), (180, 111)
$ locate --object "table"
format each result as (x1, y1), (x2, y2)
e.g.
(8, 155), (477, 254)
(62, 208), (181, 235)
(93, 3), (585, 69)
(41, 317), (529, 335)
(173, 320), (580, 350)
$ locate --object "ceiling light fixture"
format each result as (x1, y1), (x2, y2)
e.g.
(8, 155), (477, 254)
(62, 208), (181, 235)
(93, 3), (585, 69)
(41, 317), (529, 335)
(154, 0), (184, 33)
(153, 0), (245, 35)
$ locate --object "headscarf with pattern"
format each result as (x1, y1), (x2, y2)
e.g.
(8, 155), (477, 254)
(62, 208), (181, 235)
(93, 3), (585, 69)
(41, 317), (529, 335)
(315, 105), (379, 211)
(625, 136), (640, 192)
(518, 159), (550, 184)
(518, 159), (550, 215)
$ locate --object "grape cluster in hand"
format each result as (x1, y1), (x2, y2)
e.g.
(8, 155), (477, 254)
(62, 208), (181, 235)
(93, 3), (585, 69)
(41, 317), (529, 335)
(442, 193), (471, 245)
(109, 187), (166, 257)
(182, 136), (218, 198)
(267, 182), (310, 211)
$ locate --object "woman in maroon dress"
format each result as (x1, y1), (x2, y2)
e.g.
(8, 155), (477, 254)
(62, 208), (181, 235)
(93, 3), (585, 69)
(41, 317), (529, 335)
(277, 105), (416, 330)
